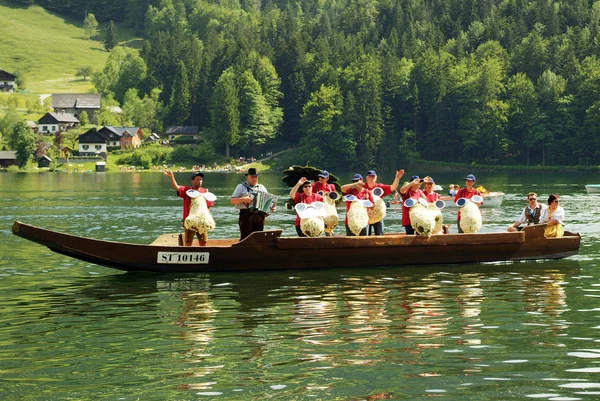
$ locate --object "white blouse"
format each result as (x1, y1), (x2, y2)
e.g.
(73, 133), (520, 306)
(540, 206), (565, 224)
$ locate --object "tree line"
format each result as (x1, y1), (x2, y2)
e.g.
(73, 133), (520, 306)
(11, 0), (600, 169)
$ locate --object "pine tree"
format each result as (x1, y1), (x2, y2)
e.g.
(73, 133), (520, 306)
(83, 13), (98, 39)
(168, 61), (191, 125)
(105, 21), (120, 51)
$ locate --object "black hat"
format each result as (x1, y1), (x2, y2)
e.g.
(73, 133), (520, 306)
(246, 168), (259, 176)
(191, 171), (204, 179)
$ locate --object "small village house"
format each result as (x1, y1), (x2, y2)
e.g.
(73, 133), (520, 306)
(59, 145), (73, 160)
(38, 112), (80, 133)
(0, 69), (16, 92)
(52, 94), (101, 124)
(144, 132), (161, 144)
(38, 155), (52, 168)
(77, 128), (108, 157)
(26, 120), (39, 134)
(165, 126), (199, 141)
(98, 126), (144, 149)
(0, 151), (17, 167)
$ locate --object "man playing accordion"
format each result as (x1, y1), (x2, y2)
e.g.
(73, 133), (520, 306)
(231, 168), (276, 240)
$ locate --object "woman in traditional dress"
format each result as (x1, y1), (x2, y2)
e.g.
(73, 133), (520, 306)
(540, 193), (565, 238)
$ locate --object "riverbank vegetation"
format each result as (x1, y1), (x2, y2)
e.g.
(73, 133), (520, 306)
(2, 0), (600, 171)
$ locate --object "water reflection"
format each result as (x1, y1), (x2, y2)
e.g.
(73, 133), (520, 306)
(96, 262), (579, 398)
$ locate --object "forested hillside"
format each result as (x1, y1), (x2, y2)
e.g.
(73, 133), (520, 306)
(10, 0), (600, 169)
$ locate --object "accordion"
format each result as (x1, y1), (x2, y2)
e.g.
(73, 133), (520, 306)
(249, 191), (277, 216)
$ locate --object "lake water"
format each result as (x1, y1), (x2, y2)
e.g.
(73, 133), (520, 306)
(2, 170), (600, 400)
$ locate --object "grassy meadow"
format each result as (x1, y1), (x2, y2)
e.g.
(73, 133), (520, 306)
(0, 1), (139, 95)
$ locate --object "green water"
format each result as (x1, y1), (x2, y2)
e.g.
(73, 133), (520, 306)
(1, 170), (600, 400)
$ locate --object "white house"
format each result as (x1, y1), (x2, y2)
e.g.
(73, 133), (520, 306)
(52, 93), (101, 123)
(0, 69), (16, 92)
(77, 128), (108, 157)
(38, 112), (79, 133)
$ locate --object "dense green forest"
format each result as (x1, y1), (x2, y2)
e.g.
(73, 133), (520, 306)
(9, 0), (600, 169)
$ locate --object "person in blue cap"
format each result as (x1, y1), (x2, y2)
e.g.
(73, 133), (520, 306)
(340, 173), (374, 236)
(163, 169), (214, 246)
(364, 169), (405, 235)
(312, 170), (336, 196)
(454, 173), (482, 233)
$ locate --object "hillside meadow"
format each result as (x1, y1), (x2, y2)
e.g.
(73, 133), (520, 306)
(0, 0), (140, 95)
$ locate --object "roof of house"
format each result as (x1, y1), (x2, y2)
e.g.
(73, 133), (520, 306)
(52, 94), (101, 109)
(144, 133), (161, 142)
(166, 126), (199, 135)
(78, 128), (108, 144)
(101, 126), (141, 136)
(0, 151), (17, 159)
(98, 126), (143, 141)
(38, 112), (80, 124)
(0, 69), (17, 80)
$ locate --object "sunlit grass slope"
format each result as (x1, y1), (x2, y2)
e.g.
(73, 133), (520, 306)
(0, 2), (112, 93)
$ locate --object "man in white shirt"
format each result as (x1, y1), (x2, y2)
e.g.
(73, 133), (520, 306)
(507, 192), (547, 232)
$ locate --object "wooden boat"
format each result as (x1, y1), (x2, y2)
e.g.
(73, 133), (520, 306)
(585, 184), (600, 194)
(12, 221), (580, 273)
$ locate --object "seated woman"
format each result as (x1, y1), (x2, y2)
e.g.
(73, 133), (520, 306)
(540, 193), (565, 238)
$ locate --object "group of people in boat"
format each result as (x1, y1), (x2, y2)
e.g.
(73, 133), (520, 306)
(164, 167), (566, 246)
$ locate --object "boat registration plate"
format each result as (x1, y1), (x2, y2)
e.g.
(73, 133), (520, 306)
(158, 251), (210, 264)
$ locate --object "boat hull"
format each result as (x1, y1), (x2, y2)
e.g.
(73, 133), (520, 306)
(585, 184), (600, 194)
(12, 221), (580, 273)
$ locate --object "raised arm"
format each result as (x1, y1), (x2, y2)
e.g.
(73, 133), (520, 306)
(290, 177), (307, 199)
(390, 169), (405, 192)
(341, 181), (360, 194)
(163, 169), (180, 191)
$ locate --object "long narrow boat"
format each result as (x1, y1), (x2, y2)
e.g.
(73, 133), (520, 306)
(12, 221), (580, 273)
